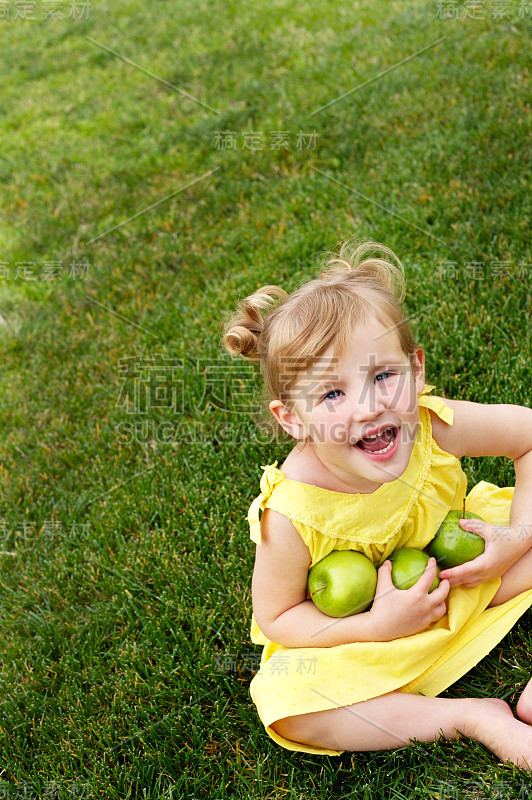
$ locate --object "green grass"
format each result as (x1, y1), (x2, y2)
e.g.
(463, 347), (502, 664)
(0, 0), (531, 797)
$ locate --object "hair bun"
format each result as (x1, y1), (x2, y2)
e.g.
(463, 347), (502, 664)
(321, 239), (406, 302)
(223, 285), (287, 364)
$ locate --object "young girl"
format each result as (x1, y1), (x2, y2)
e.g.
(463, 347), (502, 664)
(222, 240), (532, 768)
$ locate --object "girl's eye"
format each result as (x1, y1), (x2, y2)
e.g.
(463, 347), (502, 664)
(375, 372), (392, 382)
(323, 389), (342, 401)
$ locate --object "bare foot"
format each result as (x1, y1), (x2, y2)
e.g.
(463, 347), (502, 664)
(517, 678), (532, 724)
(466, 697), (532, 770)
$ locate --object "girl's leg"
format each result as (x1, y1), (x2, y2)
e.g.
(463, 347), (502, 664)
(271, 693), (532, 768)
(487, 549), (532, 725)
(517, 678), (532, 724)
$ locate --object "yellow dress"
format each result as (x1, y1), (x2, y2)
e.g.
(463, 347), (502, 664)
(246, 388), (532, 755)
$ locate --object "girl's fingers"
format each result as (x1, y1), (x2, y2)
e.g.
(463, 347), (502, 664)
(417, 557), (438, 590)
(438, 554), (488, 582)
(459, 517), (488, 536)
(431, 576), (450, 601)
(432, 602), (447, 619)
(375, 560), (394, 593)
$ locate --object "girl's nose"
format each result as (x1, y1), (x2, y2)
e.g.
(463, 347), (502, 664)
(350, 385), (385, 422)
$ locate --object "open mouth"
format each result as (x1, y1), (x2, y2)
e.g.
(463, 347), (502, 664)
(355, 427), (397, 455)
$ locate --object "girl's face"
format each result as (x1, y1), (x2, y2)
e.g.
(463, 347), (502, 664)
(270, 318), (425, 494)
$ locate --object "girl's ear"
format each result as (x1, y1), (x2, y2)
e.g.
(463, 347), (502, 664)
(269, 400), (307, 440)
(412, 347), (426, 394)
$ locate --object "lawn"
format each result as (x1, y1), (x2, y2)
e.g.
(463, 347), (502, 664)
(0, 0), (531, 797)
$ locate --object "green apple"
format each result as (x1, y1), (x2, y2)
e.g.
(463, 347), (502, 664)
(389, 547), (440, 593)
(428, 510), (485, 569)
(308, 550), (377, 618)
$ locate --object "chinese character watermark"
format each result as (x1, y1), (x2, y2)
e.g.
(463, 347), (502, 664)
(214, 651), (319, 677)
(0, 519), (90, 551)
(0, 259), (90, 281)
(215, 651), (262, 675)
(0, 0), (90, 20)
(213, 130), (319, 152)
(436, 778), (532, 799)
(116, 356), (258, 416)
(436, 1), (532, 20)
(435, 260), (530, 281)
(113, 354), (428, 446)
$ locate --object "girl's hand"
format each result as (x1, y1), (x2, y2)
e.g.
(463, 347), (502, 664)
(437, 518), (529, 588)
(369, 559), (450, 640)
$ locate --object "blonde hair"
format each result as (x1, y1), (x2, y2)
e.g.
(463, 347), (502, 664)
(223, 239), (419, 436)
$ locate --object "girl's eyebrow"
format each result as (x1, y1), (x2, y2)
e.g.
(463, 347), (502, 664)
(303, 376), (336, 391)
(298, 375), (340, 397)
(362, 357), (410, 372)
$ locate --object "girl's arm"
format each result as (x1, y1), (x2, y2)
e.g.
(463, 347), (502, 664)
(252, 507), (449, 648)
(430, 400), (532, 588)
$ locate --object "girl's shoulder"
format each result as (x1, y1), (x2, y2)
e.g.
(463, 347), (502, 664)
(278, 446), (321, 485)
(424, 395), (472, 458)
(425, 401), (458, 456)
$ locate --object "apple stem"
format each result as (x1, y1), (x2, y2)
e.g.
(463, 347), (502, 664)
(463, 497), (466, 517)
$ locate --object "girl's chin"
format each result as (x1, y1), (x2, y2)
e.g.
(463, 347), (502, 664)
(353, 446), (412, 483)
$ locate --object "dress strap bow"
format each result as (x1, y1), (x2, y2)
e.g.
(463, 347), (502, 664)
(247, 461), (285, 544)
(418, 384), (454, 426)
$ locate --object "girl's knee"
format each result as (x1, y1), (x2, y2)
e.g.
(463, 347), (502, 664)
(271, 712), (320, 745)
(271, 715), (301, 741)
